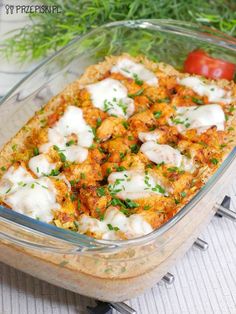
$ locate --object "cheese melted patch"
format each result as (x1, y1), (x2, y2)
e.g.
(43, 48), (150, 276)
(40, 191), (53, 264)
(29, 154), (57, 177)
(138, 130), (161, 143)
(0, 166), (60, 222)
(86, 78), (134, 118)
(36, 106), (92, 170)
(140, 141), (194, 172)
(108, 170), (167, 200)
(169, 104), (225, 134)
(179, 76), (232, 104)
(78, 207), (153, 240)
(111, 58), (158, 86)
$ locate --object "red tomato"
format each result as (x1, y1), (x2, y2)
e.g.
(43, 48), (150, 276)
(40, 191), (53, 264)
(184, 49), (235, 80)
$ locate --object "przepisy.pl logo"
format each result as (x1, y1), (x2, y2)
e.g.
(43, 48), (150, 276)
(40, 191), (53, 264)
(5, 4), (62, 15)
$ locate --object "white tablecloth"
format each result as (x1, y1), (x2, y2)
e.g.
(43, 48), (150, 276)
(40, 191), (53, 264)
(0, 2), (236, 313)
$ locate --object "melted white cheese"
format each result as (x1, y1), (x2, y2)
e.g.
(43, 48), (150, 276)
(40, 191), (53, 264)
(39, 105), (93, 163)
(170, 104), (225, 134)
(86, 78), (135, 118)
(179, 77), (232, 104)
(138, 130), (160, 143)
(78, 207), (153, 239)
(29, 154), (57, 177)
(0, 166), (33, 195)
(111, 58), (158, 86)
(108, 170), (166, 200)
(140, 142), (194, 172)
(0, 166), (60, 222)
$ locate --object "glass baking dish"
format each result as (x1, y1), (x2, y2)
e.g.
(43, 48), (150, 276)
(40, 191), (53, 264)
(0, 19), (236, 302)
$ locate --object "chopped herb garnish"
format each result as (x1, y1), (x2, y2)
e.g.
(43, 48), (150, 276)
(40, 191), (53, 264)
(70, 193), (76, 201)
(167, 167), (179, 172)
(33, 147), (39, 156)
(157, 97), (170, 103)
(192, 97), (204, 105)
(107, 223), (113, 230)
(96, 187), (106, 197)
(229, 105), (235, 113)
(122, 121), (129, 129)
(59, 152), (66, 162)
(119, 152), (125, 160)
(210, 158), (219, 165)
(156, 161), (165, 168)
(106, 167), (112, 175)
(171, 117), (185, 125)
(130, 144), (139, 154)
(66, 140), (75, 146)
(124, 199), (138, 208)
(49, 169), (60, 176)
(1, 166), (6, 171)
(128, 135), (134, 140)
(153, 111), (162, 119)
(181, 191), (187, 197)
(96, 117), (102, 127)
(152, 184), (165, 194)
(133, 73), (143, 86)
(143, 205), (151, 210)
(114, 165), (126, 172)
(98, 146), (105, 153)
(128, 88), (144, 98)
(80, 172), (86, 179)
(11, 144), (17, 152)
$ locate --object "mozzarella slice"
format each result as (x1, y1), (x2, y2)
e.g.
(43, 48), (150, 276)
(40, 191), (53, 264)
(140, 142), (194, 172)
(169, 104), (225, 134)
(0, 166), (33, 195)
(29, 154), (57, 177)
(111, 58), (158, 86)
(179, 77), (232, 104)
(0, 166), (60, 222)
(108, 170), (166, 200)
(86, 78), (134, 118)
(78, 207), (153, 239)
(138, 130), (161, 143)
(39, 105), (93, 163)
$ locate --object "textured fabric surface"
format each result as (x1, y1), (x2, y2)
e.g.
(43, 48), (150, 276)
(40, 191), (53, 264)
(0, 2), (236, 313)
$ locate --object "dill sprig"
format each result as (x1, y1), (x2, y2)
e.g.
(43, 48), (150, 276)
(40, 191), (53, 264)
(1, 0), (236, 62)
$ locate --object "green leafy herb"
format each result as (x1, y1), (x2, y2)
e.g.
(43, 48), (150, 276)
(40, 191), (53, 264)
(157, 97), (170, 103)
(153, 111), (162, 119)
(107, 223), (119, 231)
(192, 97), (204, 105)
(49, 169), (60, 176)
(96, 187), (106, 197)
(122, 121), (129, 129)
(133, 73), (143, 86)
(96, 117), (102, 127)
(128, 88), (144, 98)
(33, 147), (39, 156)
(2, 1), (236, 62)
(124, 199), (139, 208)
(210, 158), (219, 165)
(130, 144), (139, 154)
(66, 140), (75, 146)
(114, 165), (126, 172)
(11, 144), (17, 152)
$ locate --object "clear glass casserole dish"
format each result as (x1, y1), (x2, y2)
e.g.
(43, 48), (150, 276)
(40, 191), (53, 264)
(0, 19), (236, 302)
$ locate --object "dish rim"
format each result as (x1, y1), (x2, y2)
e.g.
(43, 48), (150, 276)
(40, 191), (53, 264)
(0, 19), (236, 252)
